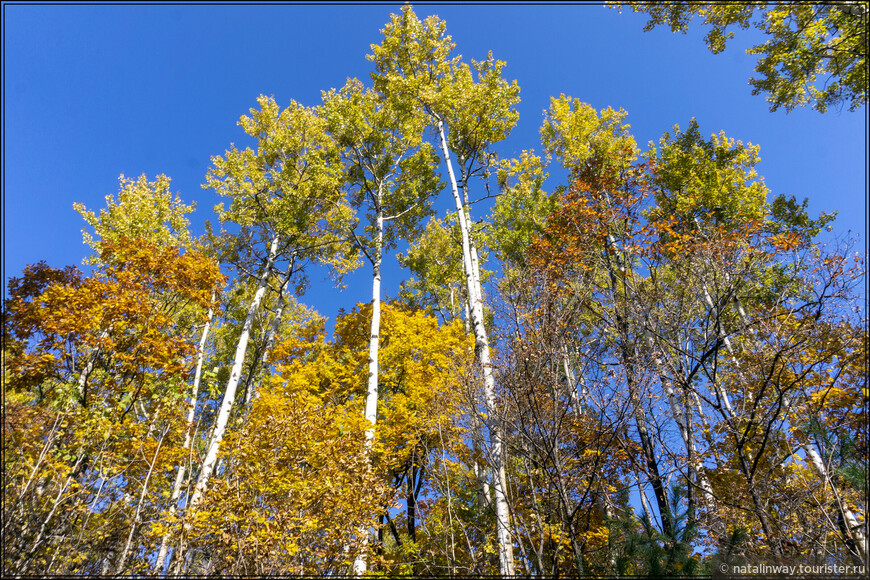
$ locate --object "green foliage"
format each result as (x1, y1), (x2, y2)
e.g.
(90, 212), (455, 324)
(767, 194), (836, 240)
(370, 5), (520, 173)
(647, 118), (768, 231)
(541, 94), (638, 176)
(618, 2), (868, 112)
(206, 95), (357, 278)
(491, 151), (554, 268)
(74, 174), (196, 263)
(606, 486), (705, 577)
(321, 77), (440, 259)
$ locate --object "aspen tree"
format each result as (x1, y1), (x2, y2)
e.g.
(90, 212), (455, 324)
(173, 97), (351, 571)
(370, 7), (521, 573)
(322, 78), (438, 574)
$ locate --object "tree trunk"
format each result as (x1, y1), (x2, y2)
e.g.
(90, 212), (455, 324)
(353, 202), (384, 576)
(177, 234), (280, 568)
(601, 234), (674, 540)
(154, 302), (214, 573)
(436, 118), (514, 575)
(805, 441), (867, 563)
(116, 421), (168, 574)
(243, 258), (295, 408)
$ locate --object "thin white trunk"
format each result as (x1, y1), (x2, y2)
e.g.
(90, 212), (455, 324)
(560, 344), (582, 414)
(244, 259), (294, 408)
(353, 206), (384, 576)
(698, 281), (739, 416)
(437, 419), (458, 574)
(601, 228), (674, 539)
(436, 118), (514, 575)
(154, 303), (214, 572)
(75, 328), (110, 405)
(805, 435), (867, 561)
(4, 413), (66, 537)
(634, 470), (654, 527)
(470, 409), (491, 509)
(645, 333), (716, 496)
(719, 258), (864, 559)
(186, 234), (280, 514)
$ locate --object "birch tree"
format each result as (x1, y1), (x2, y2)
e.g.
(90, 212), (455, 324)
(173, 96), (352, 572)
(321, 79), (439, 573)
(369, 7), (522, 573)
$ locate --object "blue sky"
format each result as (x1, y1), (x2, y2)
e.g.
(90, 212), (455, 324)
(4, 3), (866, 322)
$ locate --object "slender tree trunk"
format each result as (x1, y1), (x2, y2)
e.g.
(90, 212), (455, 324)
(437, 418), (458, 575)
(15, 452), (86, 576)
(353, 202), (384, 576)
(644, 332), (720, 539)
(116, 422), (168, 574)
(4, 412), (66, 538)
(175, 234), (280, 569)
(154, 302), (214, 573)
(601, 235), (674, 540)
(805, 441), (867, 563)
(470, 409), (491, 509)
(734, 445), (783, 557)
(243, 257), (295, 408)
(436, 118), (514, 575)
(560, 343), (582, 414)
(74, 327), (112, 407)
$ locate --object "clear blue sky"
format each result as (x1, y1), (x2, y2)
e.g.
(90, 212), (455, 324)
(4, 3), (866, 323)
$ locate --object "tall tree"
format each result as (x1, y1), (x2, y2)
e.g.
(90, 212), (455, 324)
(370, 7), (522, 573)
(174, 96), (352, 572)
(321, 78), (439, 574)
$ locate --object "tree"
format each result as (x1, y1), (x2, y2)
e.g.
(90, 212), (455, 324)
(370, 7), (522, 573)
(71, 173), (221, 573)
(615, 2), (868, 112)
(179, 304), (471, 575)
(321, 78), (439, 574)
(173, 95), (352, 573)
(4, 6), (865, 577)
(73, 173), (196, 261)
(3, 236), (221, 575)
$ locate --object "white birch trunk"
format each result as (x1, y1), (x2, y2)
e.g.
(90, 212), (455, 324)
(470, 409), (491, 509)
(805, 429), (867, 561)
(601, 227), (674, 539)
(244, 259), (294, 409)
(353, 202), (384, 576)
(436, 118), (514, 575)
(645, 332), (717, 503)
(154, 303), (214, 572)
(186, 233), (280, 514)
(560, 344), (582, 414)
(75, 328), (110, 405)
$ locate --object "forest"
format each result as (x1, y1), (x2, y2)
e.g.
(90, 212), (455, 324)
(3, 4), (867, 577)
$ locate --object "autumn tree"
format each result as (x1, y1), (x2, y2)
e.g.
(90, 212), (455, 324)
(178, 304), (472, 575)
(321, 77), (439, 574)
(3, 236), (221, 575)
(4, 7), (865, 578)
(370, 7), (522, 573)
(168, 96), (354, 573)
